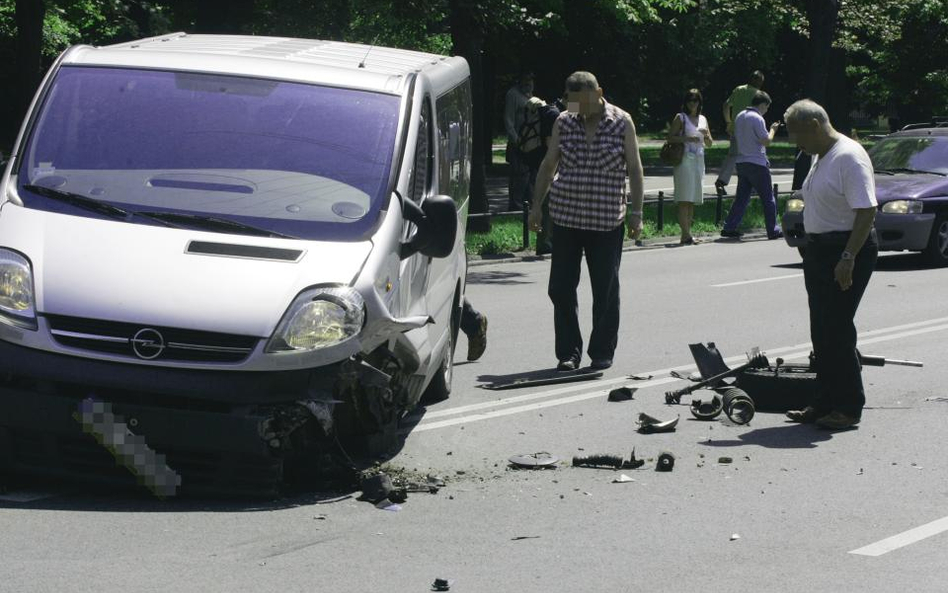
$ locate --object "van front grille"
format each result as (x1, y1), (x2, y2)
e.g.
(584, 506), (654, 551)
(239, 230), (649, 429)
(44, 314), (259, 363)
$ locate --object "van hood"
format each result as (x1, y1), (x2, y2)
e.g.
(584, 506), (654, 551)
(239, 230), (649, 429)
(875, 174), (948, 202)
(0, 206), (373, 337)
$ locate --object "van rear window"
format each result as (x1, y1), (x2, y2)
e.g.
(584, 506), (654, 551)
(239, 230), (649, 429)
(17, 66), (401, 241)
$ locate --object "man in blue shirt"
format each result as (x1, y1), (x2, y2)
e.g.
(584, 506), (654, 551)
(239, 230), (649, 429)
(720, 91), (783, 239)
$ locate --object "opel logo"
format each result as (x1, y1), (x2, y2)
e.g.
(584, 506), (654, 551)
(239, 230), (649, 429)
(131, 328), (165, 360)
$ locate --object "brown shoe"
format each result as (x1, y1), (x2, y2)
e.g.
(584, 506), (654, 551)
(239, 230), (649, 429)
(815, 411), (861, 430)
(466, 314), (488, 361)
(785, 406), (820, 423)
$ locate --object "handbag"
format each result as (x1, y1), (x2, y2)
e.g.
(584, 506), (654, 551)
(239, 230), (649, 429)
(659, 113), (685, 166)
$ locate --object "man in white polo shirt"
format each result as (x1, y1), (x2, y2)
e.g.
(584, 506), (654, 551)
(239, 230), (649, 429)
(783, 99), (878, 430)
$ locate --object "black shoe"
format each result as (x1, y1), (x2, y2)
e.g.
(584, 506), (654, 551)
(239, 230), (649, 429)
(556, 359), (579, 372)
(720, 229), (743, 239)
(590, 358), (613, 370)
(767, 230), (784, 240)
(466, 315), (488, 361)
(714, 180), (727, 195)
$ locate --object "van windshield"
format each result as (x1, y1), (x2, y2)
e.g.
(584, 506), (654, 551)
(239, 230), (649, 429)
(17, 66), (401, 241)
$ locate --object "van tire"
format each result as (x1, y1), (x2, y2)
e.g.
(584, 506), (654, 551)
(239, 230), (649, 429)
(923, 213), (948, 267)
(420, 329), (453, 405)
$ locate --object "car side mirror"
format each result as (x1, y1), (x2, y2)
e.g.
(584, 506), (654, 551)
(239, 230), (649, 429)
(399, 195), (458, 260)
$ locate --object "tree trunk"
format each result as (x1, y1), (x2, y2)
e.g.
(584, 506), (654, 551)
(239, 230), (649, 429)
(14, 0), (46, 129)
(803, 0), (840, 104)
(449, 0), (490, 231)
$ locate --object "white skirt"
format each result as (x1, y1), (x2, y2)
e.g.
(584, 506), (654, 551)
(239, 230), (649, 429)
(673, 152), (705, 205)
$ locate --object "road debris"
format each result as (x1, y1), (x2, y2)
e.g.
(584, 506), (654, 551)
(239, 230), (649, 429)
(690, 394), (724, 420)
(924, 396), (948, 403)
(509, 452), (559, 469)
(628, 374), (654, 380)
(655, 452), (676, 472)
(637, 413), (679, 433)
(730, 533), (741, 541)
(612, 474), (636, 483)
(572, 450), (645, 470)
(608, 387), (637, 402)
(511, 536), (541, 541)
(718, 457), (733, 464)
(431, 577), (453, 591)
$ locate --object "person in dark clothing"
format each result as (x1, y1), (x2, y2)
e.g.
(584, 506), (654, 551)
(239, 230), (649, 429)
(783, 99), (878, 430)
(528, 72), (644, 371)
(526, 98), (562, 255)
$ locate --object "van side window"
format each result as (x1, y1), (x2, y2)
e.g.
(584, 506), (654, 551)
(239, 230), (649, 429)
(436, 81), (472, 204)
(409, 99), (433, 203)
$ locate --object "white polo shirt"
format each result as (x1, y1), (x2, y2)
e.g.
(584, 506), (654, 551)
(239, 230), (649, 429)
(802, 135), (877, 234)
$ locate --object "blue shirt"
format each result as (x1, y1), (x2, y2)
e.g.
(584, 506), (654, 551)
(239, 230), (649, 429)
(734, 107), (769, 167)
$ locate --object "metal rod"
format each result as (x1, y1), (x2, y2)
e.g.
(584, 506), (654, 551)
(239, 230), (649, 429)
(522, 200), (530, 251)
(715, 189), (723, 224)
(657, 191), (664, 231)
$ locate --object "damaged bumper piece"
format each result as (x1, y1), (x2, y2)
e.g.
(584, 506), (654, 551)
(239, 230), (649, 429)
(0, 339), (415, 497)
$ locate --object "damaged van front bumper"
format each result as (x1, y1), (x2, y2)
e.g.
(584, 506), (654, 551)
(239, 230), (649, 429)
(0, 339), (406, 497)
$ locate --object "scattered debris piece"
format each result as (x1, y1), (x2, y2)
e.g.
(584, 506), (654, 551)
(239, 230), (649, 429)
(612, 474), (636, 483)
(720, 387), (755, 425)
(485, 368), (603, 390)
(608, 387), (637, 402)
(431, 577), (453, 591)
(637, 413), (679, 433)
(376, 500), (402, 512)
(743, 456), (751, 461)
(911, 463), (923, 470)
(628, 374), (654, 380)
(690, 394), (724, 420)
(718, 457), (733, 464)
(655, 452), (676, 472)
(573, 450), (645, 470)
(314, 494), (353, 505)
(511, 536), (541, 541)
(730, 533), (741, 541)
(924, 396), (948, 403)
(509, 452), (559, 469)
(857, 468), (864, 475)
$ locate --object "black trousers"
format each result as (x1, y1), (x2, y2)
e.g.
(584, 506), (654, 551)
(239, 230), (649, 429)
(548, 222), (624, 363)
(803, 230), (878, 417)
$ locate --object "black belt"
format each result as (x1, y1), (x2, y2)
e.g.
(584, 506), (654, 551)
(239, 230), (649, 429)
(806, 228), (876, 244)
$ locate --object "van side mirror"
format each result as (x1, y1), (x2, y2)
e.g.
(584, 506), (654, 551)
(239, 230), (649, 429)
(399, 195), (458, 260)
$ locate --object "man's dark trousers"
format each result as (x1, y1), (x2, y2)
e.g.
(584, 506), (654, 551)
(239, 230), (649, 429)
(723, 162), (778, 235)
(803, 231), (878, 418)
(548, 222), (624, 364)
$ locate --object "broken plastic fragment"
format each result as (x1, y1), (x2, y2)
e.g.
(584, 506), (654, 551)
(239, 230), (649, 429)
(608, 387), (637, 402)
(431, 577), (453, 591)
(730, 533), (741, 541)
(509, 452), (559, 469)
(655, 452), (676, 472)
(612, 474), (635, 483)
(637, 413), (679, 433)
(718, 457), (733, 464)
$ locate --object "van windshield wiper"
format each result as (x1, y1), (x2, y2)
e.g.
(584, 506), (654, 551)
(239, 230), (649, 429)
(876, 167), (947, 177)
(135, 211), (296, 239)
(23, 184), (131, 220)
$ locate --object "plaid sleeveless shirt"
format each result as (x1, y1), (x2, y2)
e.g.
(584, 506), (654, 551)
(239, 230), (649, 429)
(549, 101), (629, 231)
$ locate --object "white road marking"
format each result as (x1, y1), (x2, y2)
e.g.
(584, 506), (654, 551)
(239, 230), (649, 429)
(849, 515), (948, 556)
(414, 318), (948, 432)
(712, 273), (803, 288)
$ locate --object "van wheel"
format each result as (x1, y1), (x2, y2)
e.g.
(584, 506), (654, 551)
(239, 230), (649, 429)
(420, 330), (453, 405)
(923, 213), (948, 267)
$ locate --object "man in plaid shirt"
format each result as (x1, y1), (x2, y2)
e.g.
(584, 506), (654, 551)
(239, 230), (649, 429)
(529, 71), (644, 371)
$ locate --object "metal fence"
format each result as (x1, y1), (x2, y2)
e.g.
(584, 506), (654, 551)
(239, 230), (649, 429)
(468, 183), (793, 251)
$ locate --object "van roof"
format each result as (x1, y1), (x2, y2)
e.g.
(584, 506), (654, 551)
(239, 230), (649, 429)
(62, 33), (468, 95)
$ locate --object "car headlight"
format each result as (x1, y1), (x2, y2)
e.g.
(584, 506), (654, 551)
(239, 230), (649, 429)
(785, 198), (805, 213)
(0, 248), (37, 330)
(881, 200), (924, 214)
(266, 286), (365, 353)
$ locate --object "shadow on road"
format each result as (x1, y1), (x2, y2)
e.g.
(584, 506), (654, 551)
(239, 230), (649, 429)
(698, 421), (836, 449)
(466, 269), (534, 285)
(874, 252), (934, 272)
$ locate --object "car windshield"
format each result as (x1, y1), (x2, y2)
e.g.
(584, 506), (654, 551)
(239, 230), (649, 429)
(17, 66), (401, 241)
(869, 136), (948, 176)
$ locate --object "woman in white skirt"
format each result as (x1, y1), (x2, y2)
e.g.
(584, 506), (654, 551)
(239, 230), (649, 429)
(667, 88), (713, 244)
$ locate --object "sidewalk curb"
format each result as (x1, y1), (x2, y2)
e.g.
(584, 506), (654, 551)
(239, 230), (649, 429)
(468, 230), (774, 267)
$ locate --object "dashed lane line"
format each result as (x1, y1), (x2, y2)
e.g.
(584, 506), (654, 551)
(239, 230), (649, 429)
(849, 515), (948, 556)
(711, 273), (804, 288)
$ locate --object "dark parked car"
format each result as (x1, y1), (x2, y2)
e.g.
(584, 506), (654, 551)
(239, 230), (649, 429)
(783, 122), (948, 265)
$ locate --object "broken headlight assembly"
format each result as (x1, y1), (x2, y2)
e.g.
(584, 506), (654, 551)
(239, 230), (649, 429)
(266, 286), (365, 353)
(881, 200), (924, 215)
(0, 248), (37, 330)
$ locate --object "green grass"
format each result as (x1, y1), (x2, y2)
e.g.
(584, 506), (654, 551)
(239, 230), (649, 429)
(465, 195), (795, 256)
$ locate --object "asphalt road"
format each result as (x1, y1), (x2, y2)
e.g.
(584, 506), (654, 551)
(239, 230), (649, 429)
(2, 239), (948, 592)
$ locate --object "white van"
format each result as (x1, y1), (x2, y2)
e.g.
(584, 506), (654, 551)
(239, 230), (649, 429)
(0, 34), (471, 494)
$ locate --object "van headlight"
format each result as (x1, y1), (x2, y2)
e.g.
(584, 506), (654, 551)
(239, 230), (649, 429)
(266, 286), (365, 352)
(785, 198), (805, 213)
(0, 249), (37, 330)
(882, 200), (924, 214)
